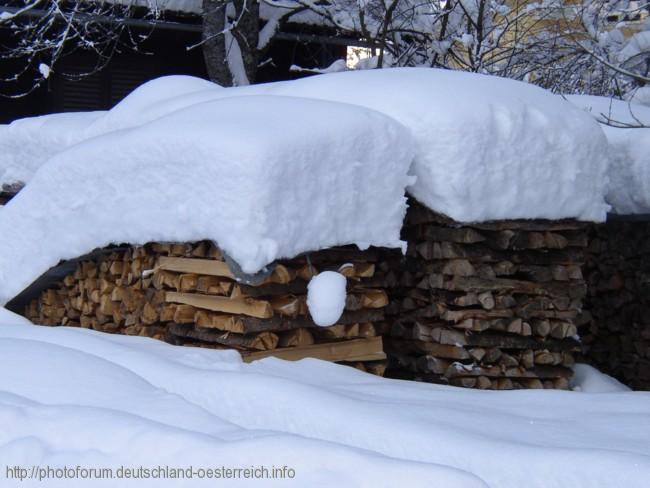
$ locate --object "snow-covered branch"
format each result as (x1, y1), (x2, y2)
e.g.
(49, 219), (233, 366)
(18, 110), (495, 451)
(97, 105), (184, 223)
(0, 1), (156, 97)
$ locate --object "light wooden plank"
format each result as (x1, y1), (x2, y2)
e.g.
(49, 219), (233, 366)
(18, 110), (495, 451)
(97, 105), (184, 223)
(165, 291), (273, 319)
(157, 256), (235, 279)
(241, 336), (386, 363)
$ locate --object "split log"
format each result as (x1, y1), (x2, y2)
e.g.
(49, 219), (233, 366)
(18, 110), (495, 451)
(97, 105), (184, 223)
(279, 328), (315, 348)
(165, 291), (273, 319)
(241, 336), (386, 363)
(157, 256), (234, 278)
(385, 338), (470, 360)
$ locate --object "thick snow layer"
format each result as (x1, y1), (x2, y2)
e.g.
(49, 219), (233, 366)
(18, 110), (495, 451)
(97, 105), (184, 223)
(76, 77), (252, 133)
(566, 94), (650, 127)
(83, 75), (220, 139)
(566, 95), (650, 214)
(306, 271), (347, 326)
(0, 320), (649, 488)
(0, 95), (413, 305)
(0, 111), (104, 186)
(571, 363), (631, 393)
(92, 69), (609, 222)
(259, 69), (611, 223)
(0, 76), (220, 188)
(3, 70), (610, 223)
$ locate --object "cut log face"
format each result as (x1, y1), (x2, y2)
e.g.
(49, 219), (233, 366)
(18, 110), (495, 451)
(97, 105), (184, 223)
(279, 328), (315, 348)
(269, 296), (305, 317)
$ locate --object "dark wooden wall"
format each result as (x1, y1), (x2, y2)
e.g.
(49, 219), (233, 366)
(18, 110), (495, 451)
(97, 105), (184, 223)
(0, 21), (345, 123)
(580, 220), (650, 390)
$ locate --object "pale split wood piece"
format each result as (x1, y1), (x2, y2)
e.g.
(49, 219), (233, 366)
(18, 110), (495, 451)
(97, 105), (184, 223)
(165, 291), (273, 319)
(242, 336), (386, 363)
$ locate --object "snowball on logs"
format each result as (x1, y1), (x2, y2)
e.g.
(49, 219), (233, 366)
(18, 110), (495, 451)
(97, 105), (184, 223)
(307, 271), (347, 327)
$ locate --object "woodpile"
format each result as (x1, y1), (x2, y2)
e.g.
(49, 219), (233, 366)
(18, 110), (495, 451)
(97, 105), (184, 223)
(580, 220), (650, 390)
(22, 241), (389, 375)
(382, 201), (589, 390)
(16, 200), (601, 390)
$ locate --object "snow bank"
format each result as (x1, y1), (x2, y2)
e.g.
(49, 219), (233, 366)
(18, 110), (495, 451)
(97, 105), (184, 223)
(565, 95), (650, 215)
(259, 68), (611, 223)
(571, 363), (631, 393)
(0, 95), (413, 305)
(307, 271), (347, 326)
(1, 321), (649, 488)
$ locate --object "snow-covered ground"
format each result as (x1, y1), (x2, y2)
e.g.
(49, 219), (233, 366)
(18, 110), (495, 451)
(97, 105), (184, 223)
(0, 309), (647, 488)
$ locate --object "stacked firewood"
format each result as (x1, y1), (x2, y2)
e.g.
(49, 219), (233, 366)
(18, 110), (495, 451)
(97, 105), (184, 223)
(383, 201), (589, 390)
(23, 241), (389, 375)
(580, 221), (650, 390)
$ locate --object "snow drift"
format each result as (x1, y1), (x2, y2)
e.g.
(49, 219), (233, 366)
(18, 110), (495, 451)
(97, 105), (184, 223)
(566, 94), (650, 215)
(0, 95), (413, 305)
(0, 317), (648, 488)
(570, 363), (630, 393)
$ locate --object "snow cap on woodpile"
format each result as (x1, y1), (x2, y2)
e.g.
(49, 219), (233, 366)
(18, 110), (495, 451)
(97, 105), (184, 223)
(259, 68), (611, 223)
(83, 75), (219, 138)
(78, 68), (611, 223)
(2, 70), (613, 225)
(0, 75), (217, 188)
(0, 111), (105, 188)
(566, 95), (650, 215)
(0, 95), (414, 305)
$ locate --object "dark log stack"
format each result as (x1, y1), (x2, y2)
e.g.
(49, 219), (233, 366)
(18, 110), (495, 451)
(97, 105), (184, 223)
(0, 183), (22, 205)
(580, 221), (650, 390)
(383, 201), (589, 390)
(22, 241), (389, 375)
